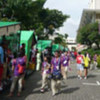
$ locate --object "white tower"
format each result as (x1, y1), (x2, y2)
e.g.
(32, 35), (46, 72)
(89, 0), (100, 9)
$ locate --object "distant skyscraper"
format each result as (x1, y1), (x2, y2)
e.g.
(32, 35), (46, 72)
(89, 0), (100, 9)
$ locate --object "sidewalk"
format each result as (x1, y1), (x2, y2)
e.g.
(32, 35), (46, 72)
(1, 61), (100, 100)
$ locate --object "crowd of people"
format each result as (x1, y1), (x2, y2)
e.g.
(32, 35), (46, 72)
(76, 52), (98, 80)
(0, 43), (27, 95)
(0, 42), (99, 97)
(40, 50), (99, 96)
(40, 50), (70, 96)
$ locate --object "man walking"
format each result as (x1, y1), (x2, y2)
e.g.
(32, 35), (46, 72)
(76, 52), (84, 80)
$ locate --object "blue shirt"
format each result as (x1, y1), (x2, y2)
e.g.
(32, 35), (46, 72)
(0, 46), (4, 64)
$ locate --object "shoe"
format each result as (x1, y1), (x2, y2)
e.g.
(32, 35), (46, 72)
(78, 75), (80, 78)
(84, 77), (87, 80)
(52, 93), (56, 96)
(17, 92), (21, 97)
(79, 77), (82, 80)
(8, 93), (13, 97)
(40, 89), (44, 93)
(78, 75), (80, 79)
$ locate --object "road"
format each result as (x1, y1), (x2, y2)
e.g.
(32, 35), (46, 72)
(1, 61), (100, 100)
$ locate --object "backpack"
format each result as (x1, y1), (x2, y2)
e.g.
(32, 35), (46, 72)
(16, 58), (24, 74)
(18, 64), (24, 74)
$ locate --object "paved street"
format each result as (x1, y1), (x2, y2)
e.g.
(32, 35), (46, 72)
(1, 61), (100, 100)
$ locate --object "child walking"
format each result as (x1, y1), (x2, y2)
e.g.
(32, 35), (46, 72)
(40, 56), (51, 93)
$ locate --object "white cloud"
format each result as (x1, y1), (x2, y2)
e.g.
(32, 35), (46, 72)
(67, 18), (80, 26)
(44, 0), (90, 38)
(57, 19), (79, 37)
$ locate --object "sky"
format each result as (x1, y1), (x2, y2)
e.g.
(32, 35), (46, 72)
(44, 0), (90, 38)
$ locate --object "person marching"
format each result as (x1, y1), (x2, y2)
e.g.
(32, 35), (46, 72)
(83, 53), (90, 79)
(51, 51), (62, 96)
(0, 43), (4, 91)
(76, 52), (84, 80)
(93, 54), (98, 70)
(8, 52), (26, 97)
(40, 56), (51, 93)
(61, 51), (70, 80)
(36, 50), (41, 71)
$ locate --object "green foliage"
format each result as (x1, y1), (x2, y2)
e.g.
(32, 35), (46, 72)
(65, 34), (68, 39)
(0, 0), (69, 39)
(82, 48), (100, 57)
(77, 22), (100, 48)
(54, 33), (68, 47)
(72, 47), (76, 51)
(42, 9), (68, 29)
(38, 9), (69, 37)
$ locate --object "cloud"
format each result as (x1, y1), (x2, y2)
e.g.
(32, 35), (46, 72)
(56, 19), (79, 38)
(67, 18), (80, 26)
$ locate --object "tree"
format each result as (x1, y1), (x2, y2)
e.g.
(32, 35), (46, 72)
(38, 9), (69, 38)
(77, 22), (100, 49)
(77, 24), (92, 47)
(0, 0), (46, 29)
(64, 33), (68, 39)
(88, 22), (100, 48)
(0, 0), (69, 39)
(54, 33), (68, 47)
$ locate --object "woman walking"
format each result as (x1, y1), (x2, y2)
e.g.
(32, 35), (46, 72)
(93, 54), (98, 70)
(51, 51), (62, 96)
(83, 53), (90, 79)
(40, 56), (51, 93)
(8, 52), (26, 97)
(76, 52), (84, 80)
(36, 50), (41, 71)
(61, 51), (70, 80)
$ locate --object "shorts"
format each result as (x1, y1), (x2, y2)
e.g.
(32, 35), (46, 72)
(77, 64), (83, 71)
(84, 67), (89, 69)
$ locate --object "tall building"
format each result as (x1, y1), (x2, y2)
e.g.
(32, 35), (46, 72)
(89, 0), (100, 9)
(79, 0), (100, 29)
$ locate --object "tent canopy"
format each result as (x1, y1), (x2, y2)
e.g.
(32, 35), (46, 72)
(52, 44), (65, 51)
(36, 40), (52, 51)
(20, 30), (34, 41)
(60, 45), (64, 51)
(20, 30), (34, 62)
(52, 44), (60, 52)
(0, 22), (20, 27)
(65, 48), (68, 51)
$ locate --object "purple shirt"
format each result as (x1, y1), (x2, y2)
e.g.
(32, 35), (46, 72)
(93, 55), (97, 61)
(61, 55), (70, 67)
(42, 61), (50, 74)
(51, 57), (61, 71)
(12, 57), (25, 76)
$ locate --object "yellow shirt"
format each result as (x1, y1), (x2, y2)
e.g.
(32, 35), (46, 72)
(83, 56), (90, 67)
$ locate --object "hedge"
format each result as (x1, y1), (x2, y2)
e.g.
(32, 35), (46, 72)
(81, 48), (100, 57)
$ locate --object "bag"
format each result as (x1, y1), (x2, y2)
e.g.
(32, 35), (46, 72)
(52, 70), (62, 80)
(18, 64), (24, 74)
(47, 74), (52, 80)
(29, 63), (35, 70)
